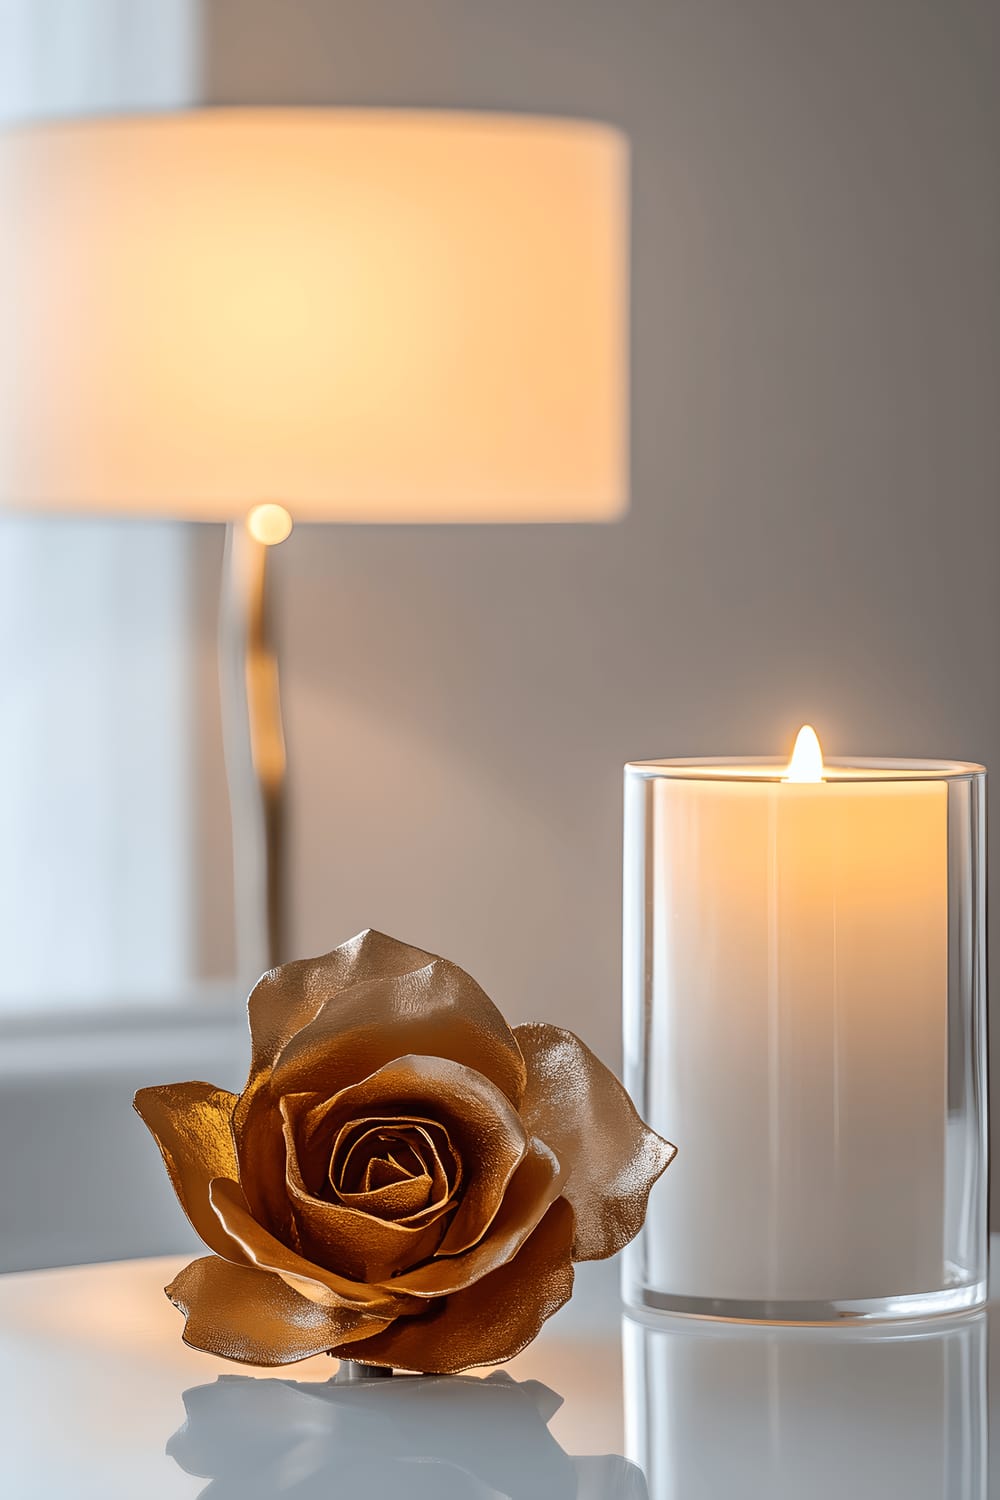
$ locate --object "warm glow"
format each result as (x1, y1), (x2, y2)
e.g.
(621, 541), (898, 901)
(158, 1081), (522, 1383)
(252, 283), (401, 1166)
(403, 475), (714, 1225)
(785, 724), (825, 783)
(246, 503), (293, 546)
(0, 110), (627, 523)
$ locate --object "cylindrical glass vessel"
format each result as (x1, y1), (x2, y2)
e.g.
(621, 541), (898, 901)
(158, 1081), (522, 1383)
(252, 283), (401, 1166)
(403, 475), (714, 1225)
(622, 755), (987, 1322)
(623, 1307), (988, 1499)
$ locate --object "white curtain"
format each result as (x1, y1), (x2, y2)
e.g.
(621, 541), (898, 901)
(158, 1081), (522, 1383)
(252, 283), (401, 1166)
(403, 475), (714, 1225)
(0, 0), (197, 123)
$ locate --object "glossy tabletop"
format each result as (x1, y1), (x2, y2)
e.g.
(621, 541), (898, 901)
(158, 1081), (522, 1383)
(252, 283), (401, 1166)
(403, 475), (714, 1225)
(0, 1246), (995, 1498)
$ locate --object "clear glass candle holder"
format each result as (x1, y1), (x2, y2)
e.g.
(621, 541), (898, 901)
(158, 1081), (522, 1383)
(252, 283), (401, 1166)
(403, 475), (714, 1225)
(622, 755), (987, 1323)
(623, 1307), (988, 1498)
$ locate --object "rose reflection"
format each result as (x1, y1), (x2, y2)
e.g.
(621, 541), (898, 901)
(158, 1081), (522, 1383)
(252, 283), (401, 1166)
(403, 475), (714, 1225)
(167, 1367), (647, 1500)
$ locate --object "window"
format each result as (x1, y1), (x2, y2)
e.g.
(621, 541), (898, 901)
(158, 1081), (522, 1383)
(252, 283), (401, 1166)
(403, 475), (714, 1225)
(0, 519), (202, 1010)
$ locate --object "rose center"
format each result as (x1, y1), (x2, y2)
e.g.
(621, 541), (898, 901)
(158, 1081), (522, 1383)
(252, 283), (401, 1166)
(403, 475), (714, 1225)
(338, 1130), (424, 1194)
(323, 1116), (461, 1226)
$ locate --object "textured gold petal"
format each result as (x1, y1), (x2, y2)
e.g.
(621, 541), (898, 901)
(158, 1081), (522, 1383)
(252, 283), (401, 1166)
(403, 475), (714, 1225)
(385, 1137), (562, 1298)
(341, 1167), (434, 1218)
(332, 1114), (458, 1218)
(285, 1168), (448, 1283)
(334, 1198), (576, 1374)
(133, 1083), (245, 1262)
(389, 1124), (457, 1217)
(244, 930), (437, 1085)
(281, 1100), (455, 1224)
(231, 931), (525, 1237)
(165, 1256), (385, 1366)
(329, 1117), (428, 1194)
(231, 1090), (297, 1244)
(268, 951), (527, 1107)
(207, 1177), (416, 1317)
(335, 1122), (431, 1199)
(514, 1024), (676, 1261)
(280, 1107), (449, 1282)
(358, 1155), (411, 1191)
(231, 932), (442, 1237)
(295, 1055), (528, 1256)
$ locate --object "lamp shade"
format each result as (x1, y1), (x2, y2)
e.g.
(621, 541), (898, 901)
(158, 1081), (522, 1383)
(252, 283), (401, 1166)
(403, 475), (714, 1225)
(0, 109), (627, 522)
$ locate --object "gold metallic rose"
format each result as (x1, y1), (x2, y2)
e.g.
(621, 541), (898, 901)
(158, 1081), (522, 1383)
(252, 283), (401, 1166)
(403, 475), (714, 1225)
(135, 930), (675, 1373)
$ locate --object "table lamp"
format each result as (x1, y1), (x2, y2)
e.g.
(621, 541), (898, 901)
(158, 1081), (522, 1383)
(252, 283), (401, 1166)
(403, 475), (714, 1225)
(0, 108), (628, 983)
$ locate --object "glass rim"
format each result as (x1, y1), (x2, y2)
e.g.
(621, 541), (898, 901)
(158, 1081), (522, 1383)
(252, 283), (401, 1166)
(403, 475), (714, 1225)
(625, 755), (986, 784)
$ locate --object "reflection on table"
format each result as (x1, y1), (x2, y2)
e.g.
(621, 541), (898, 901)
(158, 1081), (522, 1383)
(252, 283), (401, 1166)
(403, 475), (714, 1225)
(623, 1308), (987, 1499)
(168, 1365), (647, 1500)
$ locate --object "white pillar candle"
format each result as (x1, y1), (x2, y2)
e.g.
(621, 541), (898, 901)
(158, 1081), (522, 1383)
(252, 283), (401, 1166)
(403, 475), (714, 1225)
(623, 729), (987, 1321)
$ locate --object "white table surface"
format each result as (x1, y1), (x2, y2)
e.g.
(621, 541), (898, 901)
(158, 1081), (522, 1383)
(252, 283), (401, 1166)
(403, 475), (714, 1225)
(0, 1246), (995, 1499)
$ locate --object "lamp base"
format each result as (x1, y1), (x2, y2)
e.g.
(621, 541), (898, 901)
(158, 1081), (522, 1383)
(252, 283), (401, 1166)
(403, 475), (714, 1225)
(332, 1359), (395, 1382)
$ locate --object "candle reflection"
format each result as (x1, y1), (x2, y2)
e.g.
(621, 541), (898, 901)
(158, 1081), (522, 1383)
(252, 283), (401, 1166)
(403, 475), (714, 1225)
(167, 1367), (647, 1500)
(623, 1310), (987, 1499)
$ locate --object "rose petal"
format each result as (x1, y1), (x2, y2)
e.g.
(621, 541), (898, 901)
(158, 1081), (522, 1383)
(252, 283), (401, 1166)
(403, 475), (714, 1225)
(341, 1167), (434, 1219)
(267, 952), (527, 1108)
(207, 1177), (417, 1318)
(333, 1115), (458, 1217)
(514, 1024), (676, 1261)
(280, 1108), (450, 1282)
(359, 1156), (411, 1192)
(133, 1083), (245, 1262)
(228, 1091), (296, 1243)
(296, 1056), (528, 1256)
(333, 1198), (576, 1374)
(285, 1168), (448, 1283)
(282, 1098), (457, 1222)
(232, 932), (525, 1238)
(344, 1166), (449, 1226)
(358, 1152), (427, 1199)
(244, 930), (437, 1086)
(165, 1256), (386, 1365)
(337, 1128), (427, 1196)
(385, 1137), (562, 1298)
(232, 931), (451, 1238)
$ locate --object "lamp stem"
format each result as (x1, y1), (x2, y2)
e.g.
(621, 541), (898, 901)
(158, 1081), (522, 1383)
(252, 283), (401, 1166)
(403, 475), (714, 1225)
(219, 523), (287, 984)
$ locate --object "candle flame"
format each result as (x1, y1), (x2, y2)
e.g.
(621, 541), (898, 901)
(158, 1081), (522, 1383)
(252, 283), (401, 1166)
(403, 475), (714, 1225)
(785, 724), (825, 783)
